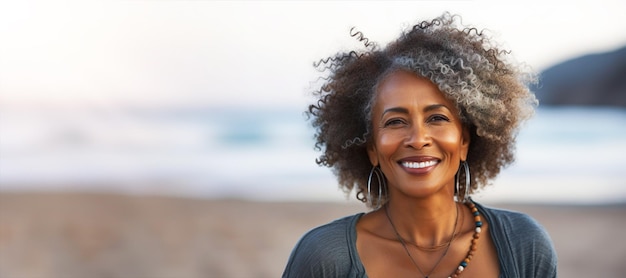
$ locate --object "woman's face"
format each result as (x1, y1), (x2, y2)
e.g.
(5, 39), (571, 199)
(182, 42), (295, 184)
(367, 70), (469, 201)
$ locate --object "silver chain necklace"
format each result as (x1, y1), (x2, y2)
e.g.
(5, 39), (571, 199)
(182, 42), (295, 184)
(384, 203), (459, 278)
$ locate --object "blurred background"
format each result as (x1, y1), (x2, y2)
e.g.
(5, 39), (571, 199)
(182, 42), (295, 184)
(1, 1), (625, 277)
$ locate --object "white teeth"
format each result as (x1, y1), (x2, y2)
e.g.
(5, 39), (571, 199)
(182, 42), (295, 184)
(402, 160), (437, 169)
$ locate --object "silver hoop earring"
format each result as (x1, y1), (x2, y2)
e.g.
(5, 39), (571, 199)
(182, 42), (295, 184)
(367, 166), (386, 209)
(455, 161), (471, 203)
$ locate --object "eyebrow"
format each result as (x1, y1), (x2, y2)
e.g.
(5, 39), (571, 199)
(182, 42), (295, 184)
(381, 104), (450, 117)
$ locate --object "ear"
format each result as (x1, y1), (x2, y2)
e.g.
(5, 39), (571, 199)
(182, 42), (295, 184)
(460, 125), (471, 161)
(367, 143), (379, 167)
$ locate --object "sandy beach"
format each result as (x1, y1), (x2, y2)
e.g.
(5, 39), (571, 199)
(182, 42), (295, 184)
(0, 191), (624, 278)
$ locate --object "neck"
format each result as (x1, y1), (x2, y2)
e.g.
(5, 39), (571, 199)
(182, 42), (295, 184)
(385, 194), (459, 247)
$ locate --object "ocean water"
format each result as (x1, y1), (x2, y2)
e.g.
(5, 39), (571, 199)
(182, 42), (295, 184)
(1, 106), (625, 204)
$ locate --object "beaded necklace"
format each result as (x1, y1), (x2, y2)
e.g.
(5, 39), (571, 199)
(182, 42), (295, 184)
(450, 201), (482, 278)
(385, 201), (482, 278)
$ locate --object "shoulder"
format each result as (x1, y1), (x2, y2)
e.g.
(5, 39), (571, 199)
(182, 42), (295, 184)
(290, 213), (358, 255)
(282, 213), (364, 278)
(480, 204), (553, 245)
(477, 203), (558, 277)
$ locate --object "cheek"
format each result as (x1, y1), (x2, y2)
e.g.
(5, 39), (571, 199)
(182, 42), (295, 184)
(433, 129), (465, 155)
(375, 131), (405, 156)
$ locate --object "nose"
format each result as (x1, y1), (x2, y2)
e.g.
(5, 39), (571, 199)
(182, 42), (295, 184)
(405, 122), (431, 149)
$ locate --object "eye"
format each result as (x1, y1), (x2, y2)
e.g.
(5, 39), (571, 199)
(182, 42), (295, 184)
(428, 114), (450, 123)
(384, 118), (407, 127)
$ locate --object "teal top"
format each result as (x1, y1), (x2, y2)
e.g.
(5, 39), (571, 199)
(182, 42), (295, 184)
(282, 202), (557, 278)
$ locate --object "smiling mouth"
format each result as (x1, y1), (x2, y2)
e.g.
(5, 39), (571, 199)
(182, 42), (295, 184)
(401, 160), (438, 169)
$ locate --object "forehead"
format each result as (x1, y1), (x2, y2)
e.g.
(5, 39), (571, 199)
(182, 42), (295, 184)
(374, 70), (455, 110)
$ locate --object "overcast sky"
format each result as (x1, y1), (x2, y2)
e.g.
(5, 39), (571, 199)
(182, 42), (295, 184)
(1, 0), (625, 109)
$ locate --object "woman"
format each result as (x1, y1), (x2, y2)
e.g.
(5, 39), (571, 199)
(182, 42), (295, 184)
(283, 13), (557, 278)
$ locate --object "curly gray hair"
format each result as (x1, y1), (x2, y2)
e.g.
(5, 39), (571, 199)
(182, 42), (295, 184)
(307, 13), (537, 207)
